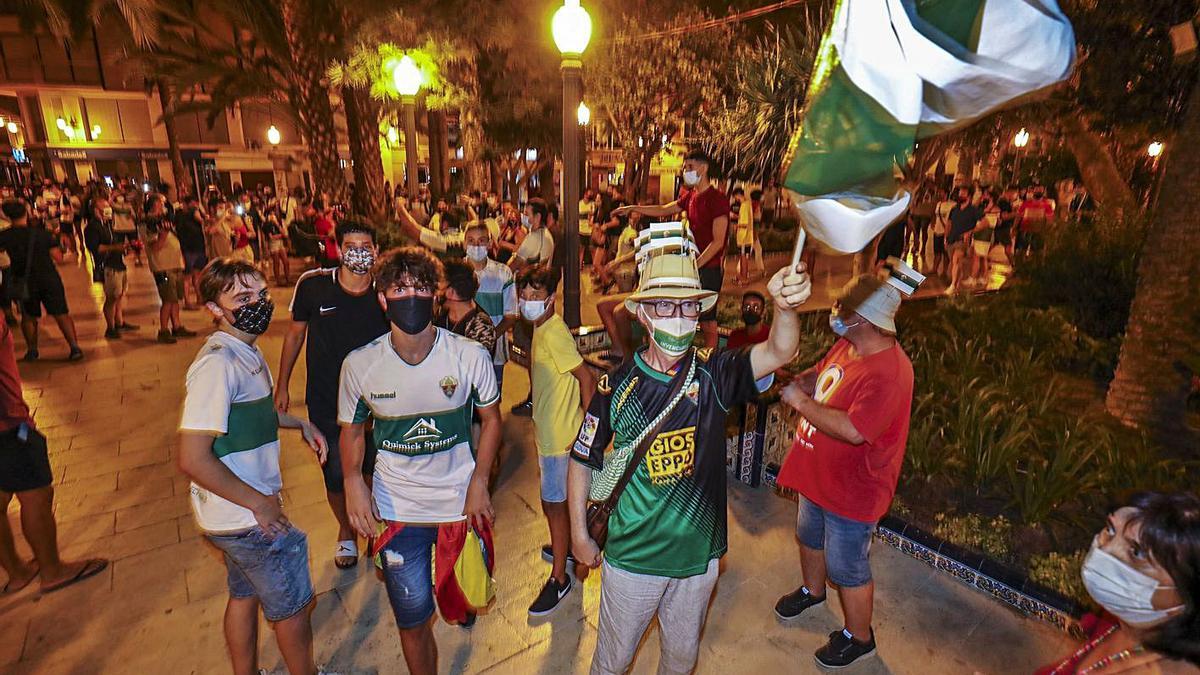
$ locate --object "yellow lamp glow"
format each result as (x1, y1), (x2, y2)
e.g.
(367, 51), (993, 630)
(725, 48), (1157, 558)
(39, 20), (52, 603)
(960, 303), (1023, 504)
(91, 124), (101, 139)
(267, 125), (282, 145)
(393, 55), (423, 97)
(1147, 141), (1164, 158)
(5, 122), (16, 134)
(63, 126), (75, 139)
(577, 102), (590, 126)
(387, 126), (400, 144)
(552, 0), (592, 56)
(56, 117), (67, 131)
(1013, 128), (1030, 148)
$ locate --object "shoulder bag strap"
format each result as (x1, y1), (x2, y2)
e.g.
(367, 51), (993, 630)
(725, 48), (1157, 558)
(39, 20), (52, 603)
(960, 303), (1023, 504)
(598, 349), (695, 512)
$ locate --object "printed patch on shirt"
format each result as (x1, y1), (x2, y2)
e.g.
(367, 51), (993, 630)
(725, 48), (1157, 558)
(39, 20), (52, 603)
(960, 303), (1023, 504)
(685, 380), (700, 406)
(696, 347), (713, 362)
(645, 426), (695, 485)
(578, 413), (599, 447)
(319, 305), (337, 315)
(439, 376), (458, 398)
(572, 440), (591, 459)
(596, 373), (612, 395)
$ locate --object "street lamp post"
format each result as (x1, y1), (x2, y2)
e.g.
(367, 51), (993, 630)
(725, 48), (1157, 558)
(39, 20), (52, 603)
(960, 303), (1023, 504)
(393, 55), (423, 201)
(553, 0), (592, 329)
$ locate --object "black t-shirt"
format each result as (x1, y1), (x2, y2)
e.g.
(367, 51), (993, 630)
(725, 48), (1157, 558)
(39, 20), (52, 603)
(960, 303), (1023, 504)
(0, 226), (62, 287)
(571, 347), (763, 576)
(996, 198), (1016, 237)
(290, 268), (389, 422)
(947, 204), (982, 244)
(83, 218), (126, 271)
(173, 207), (206, 253)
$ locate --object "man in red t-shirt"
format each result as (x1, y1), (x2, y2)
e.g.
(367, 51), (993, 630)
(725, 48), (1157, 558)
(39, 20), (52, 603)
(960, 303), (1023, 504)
(772, 274), (914, 669)
(726, 291), (770, 349)
(0, 321), (109, 593)
(1016, 184), (1054, 256)
(614, 149), (729, 347)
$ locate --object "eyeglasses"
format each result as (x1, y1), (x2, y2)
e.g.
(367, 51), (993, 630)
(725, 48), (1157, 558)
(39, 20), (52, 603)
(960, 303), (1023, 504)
(644, 299), (701, 319)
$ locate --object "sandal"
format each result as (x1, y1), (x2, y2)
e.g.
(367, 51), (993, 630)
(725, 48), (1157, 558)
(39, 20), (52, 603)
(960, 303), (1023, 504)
(334, 541), (358, 569)
(2, 563), (39, 594)
(41, 558), (108, 594)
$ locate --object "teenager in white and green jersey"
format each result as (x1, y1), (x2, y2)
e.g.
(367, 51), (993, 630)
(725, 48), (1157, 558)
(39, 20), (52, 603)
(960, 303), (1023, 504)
(339, 247), (501, 675)
(178, 258), (328, 675)
(395, 202), (466, 259)
(462, 221), (518, 388)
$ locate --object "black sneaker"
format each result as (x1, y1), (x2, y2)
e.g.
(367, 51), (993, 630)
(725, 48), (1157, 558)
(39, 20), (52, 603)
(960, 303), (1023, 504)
(104, 328), (122, 340)
(814, 628), (876, 669)
(67, 347), (84, 362)
(774, 585), (826, 621)
(21, 349), (38, 362)
(117, 322), (139, 331)
(157, 330), (177, 344)
(511, 400), (533, 417)
(528, 575), (572, 617)
(540, 544), (576, 566)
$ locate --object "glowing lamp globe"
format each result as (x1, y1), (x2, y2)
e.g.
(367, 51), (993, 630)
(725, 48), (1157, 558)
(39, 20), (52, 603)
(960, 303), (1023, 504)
(577, 102), (590, 126)
(1148, 141), (1164, 158)
(1013, 128), (1030, 148)
(393, 55), (423, 97)
(56, 117), (67, 131)
(5, 122), (16, 134)
(63, 126), (75, 139)
(552, 0), (592, 56)
(91, 124), (101, 139)
(387, 126), (400, 144)
(267, 125), (282, 145)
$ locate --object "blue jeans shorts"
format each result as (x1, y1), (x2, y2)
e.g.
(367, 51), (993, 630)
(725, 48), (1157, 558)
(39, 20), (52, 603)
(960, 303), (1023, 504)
(380, 525), (439, 629)
(205, 526), (314, 621)
(796, 495), (876, 588)
(538, 453), (569, 503)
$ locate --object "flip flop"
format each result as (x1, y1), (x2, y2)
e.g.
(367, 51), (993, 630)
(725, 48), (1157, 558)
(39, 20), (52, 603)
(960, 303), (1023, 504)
(40, 558), (108, 594)
(2, 563), (39, 595)
(334, 541), (358, 569)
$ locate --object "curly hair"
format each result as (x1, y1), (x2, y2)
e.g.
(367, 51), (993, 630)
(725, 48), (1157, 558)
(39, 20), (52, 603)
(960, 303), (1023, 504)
(374, 246), (444, 293)
(336, 218), (376, 245)
(443, 259), (479, 301)
(515, 264), (560, 295)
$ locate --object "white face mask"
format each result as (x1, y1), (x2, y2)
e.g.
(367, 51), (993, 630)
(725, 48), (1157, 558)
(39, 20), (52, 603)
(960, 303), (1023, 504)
(521, 213), (533, 229)
(465, 245), (489, 262)
(682, 170), (701, 187)
(640, 307), (697, 357)
(1081, 536), (1183, 627)
(521, 299), (547, 322)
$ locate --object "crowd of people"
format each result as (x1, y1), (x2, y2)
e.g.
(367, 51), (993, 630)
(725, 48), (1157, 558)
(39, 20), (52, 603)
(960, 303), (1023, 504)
(0, 154), (1195, 675)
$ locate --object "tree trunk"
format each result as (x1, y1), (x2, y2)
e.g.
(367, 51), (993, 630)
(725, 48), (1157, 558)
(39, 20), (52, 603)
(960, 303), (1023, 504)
(1061, 114), (1137, 216)
(460, 104), (487, 193)
(156, 80), (191, 199)
(279, 0), (346, 205)
(342, 84), (387, 219)
(1104, 83), (1200, 442)
(426, 108), (444, 199)
(537, 155), (556, 203)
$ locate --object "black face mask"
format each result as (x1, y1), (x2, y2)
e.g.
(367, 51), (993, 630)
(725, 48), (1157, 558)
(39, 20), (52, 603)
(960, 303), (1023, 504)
(231, 298), (274, 335)
(742, 311), (762, 326)
(387, 296), (434, 335)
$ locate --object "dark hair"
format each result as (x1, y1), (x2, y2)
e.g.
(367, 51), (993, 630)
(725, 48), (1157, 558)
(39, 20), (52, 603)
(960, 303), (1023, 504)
(516, 264), (560, 296)
(336, 219), (376, 245)
(1, 200), (26, 221)
(750, 189), (763, 201)
(374, 246), (444, 292)
(1124, 491), (1200, 664)
(546, 201), (559, 224)
(742, 290), (766, 305)
(526, 198), (548, 224)
(441, 206), (467, 232)
(732, 187), (745, 198)
(683, 148), (712, 165)
(312, 198), (325, 211)
(443, 259), (479, 301)
(464, 220), (490, 238)
(199, 258), (266, 304)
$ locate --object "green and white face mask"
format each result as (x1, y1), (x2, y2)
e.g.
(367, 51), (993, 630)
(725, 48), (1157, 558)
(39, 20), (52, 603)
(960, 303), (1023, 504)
(640, 307), (697, 357)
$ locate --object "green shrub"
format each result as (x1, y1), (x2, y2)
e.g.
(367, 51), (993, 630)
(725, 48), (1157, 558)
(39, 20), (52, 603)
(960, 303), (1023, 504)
(932, 512), (1014, 562)
(1028, 550), (1090, 607)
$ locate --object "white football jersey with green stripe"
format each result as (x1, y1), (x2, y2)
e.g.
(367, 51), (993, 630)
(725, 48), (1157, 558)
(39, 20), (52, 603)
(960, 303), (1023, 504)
(338, 328), (499, 523)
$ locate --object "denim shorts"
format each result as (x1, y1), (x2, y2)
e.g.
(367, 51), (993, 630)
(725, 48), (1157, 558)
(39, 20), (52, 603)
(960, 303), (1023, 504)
(538, 453), (569, 503)
(380, 525), (439, 629)
(796, 496), (876, 588)
(205, 526), (314, 621)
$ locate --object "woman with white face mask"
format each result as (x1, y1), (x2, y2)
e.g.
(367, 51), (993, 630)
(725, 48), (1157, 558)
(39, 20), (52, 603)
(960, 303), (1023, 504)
(1038, 492), (1199, 675)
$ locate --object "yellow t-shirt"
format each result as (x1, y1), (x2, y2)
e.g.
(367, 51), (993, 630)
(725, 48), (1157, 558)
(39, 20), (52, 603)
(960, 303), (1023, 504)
(735, 200), (754, 247)
(531, 314), (585, 456)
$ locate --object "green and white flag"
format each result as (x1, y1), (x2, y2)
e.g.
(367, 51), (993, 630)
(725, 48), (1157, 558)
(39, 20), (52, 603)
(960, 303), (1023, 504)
(784, 0), (1075, 253)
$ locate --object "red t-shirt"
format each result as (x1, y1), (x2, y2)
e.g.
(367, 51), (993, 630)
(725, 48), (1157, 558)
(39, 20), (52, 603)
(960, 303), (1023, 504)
(0, 323), (32, 432)
(315, 216), (338, 260)
(1018, 198), (1054, 233)
(679, 186), (729, 269)
(727, 323), (770, 349)
(777, 339), (913, 523)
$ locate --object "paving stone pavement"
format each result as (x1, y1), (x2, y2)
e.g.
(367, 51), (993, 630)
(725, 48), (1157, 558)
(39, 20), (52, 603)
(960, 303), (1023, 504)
(0, 254), (1065, 674)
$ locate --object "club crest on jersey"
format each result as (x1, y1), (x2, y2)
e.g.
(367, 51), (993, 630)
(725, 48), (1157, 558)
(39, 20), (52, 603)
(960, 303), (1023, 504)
(439, 376), (458, 398)
(596, 373), (612, 395)
(685, 380), (700, 405)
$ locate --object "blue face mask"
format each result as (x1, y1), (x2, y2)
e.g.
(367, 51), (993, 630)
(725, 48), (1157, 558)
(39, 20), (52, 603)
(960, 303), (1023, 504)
(829, 312), (861, 337)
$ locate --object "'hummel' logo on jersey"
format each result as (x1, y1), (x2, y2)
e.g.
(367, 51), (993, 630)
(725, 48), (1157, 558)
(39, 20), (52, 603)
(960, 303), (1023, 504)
(403, 418), (441, 443)
(370, 391), (396, 399)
